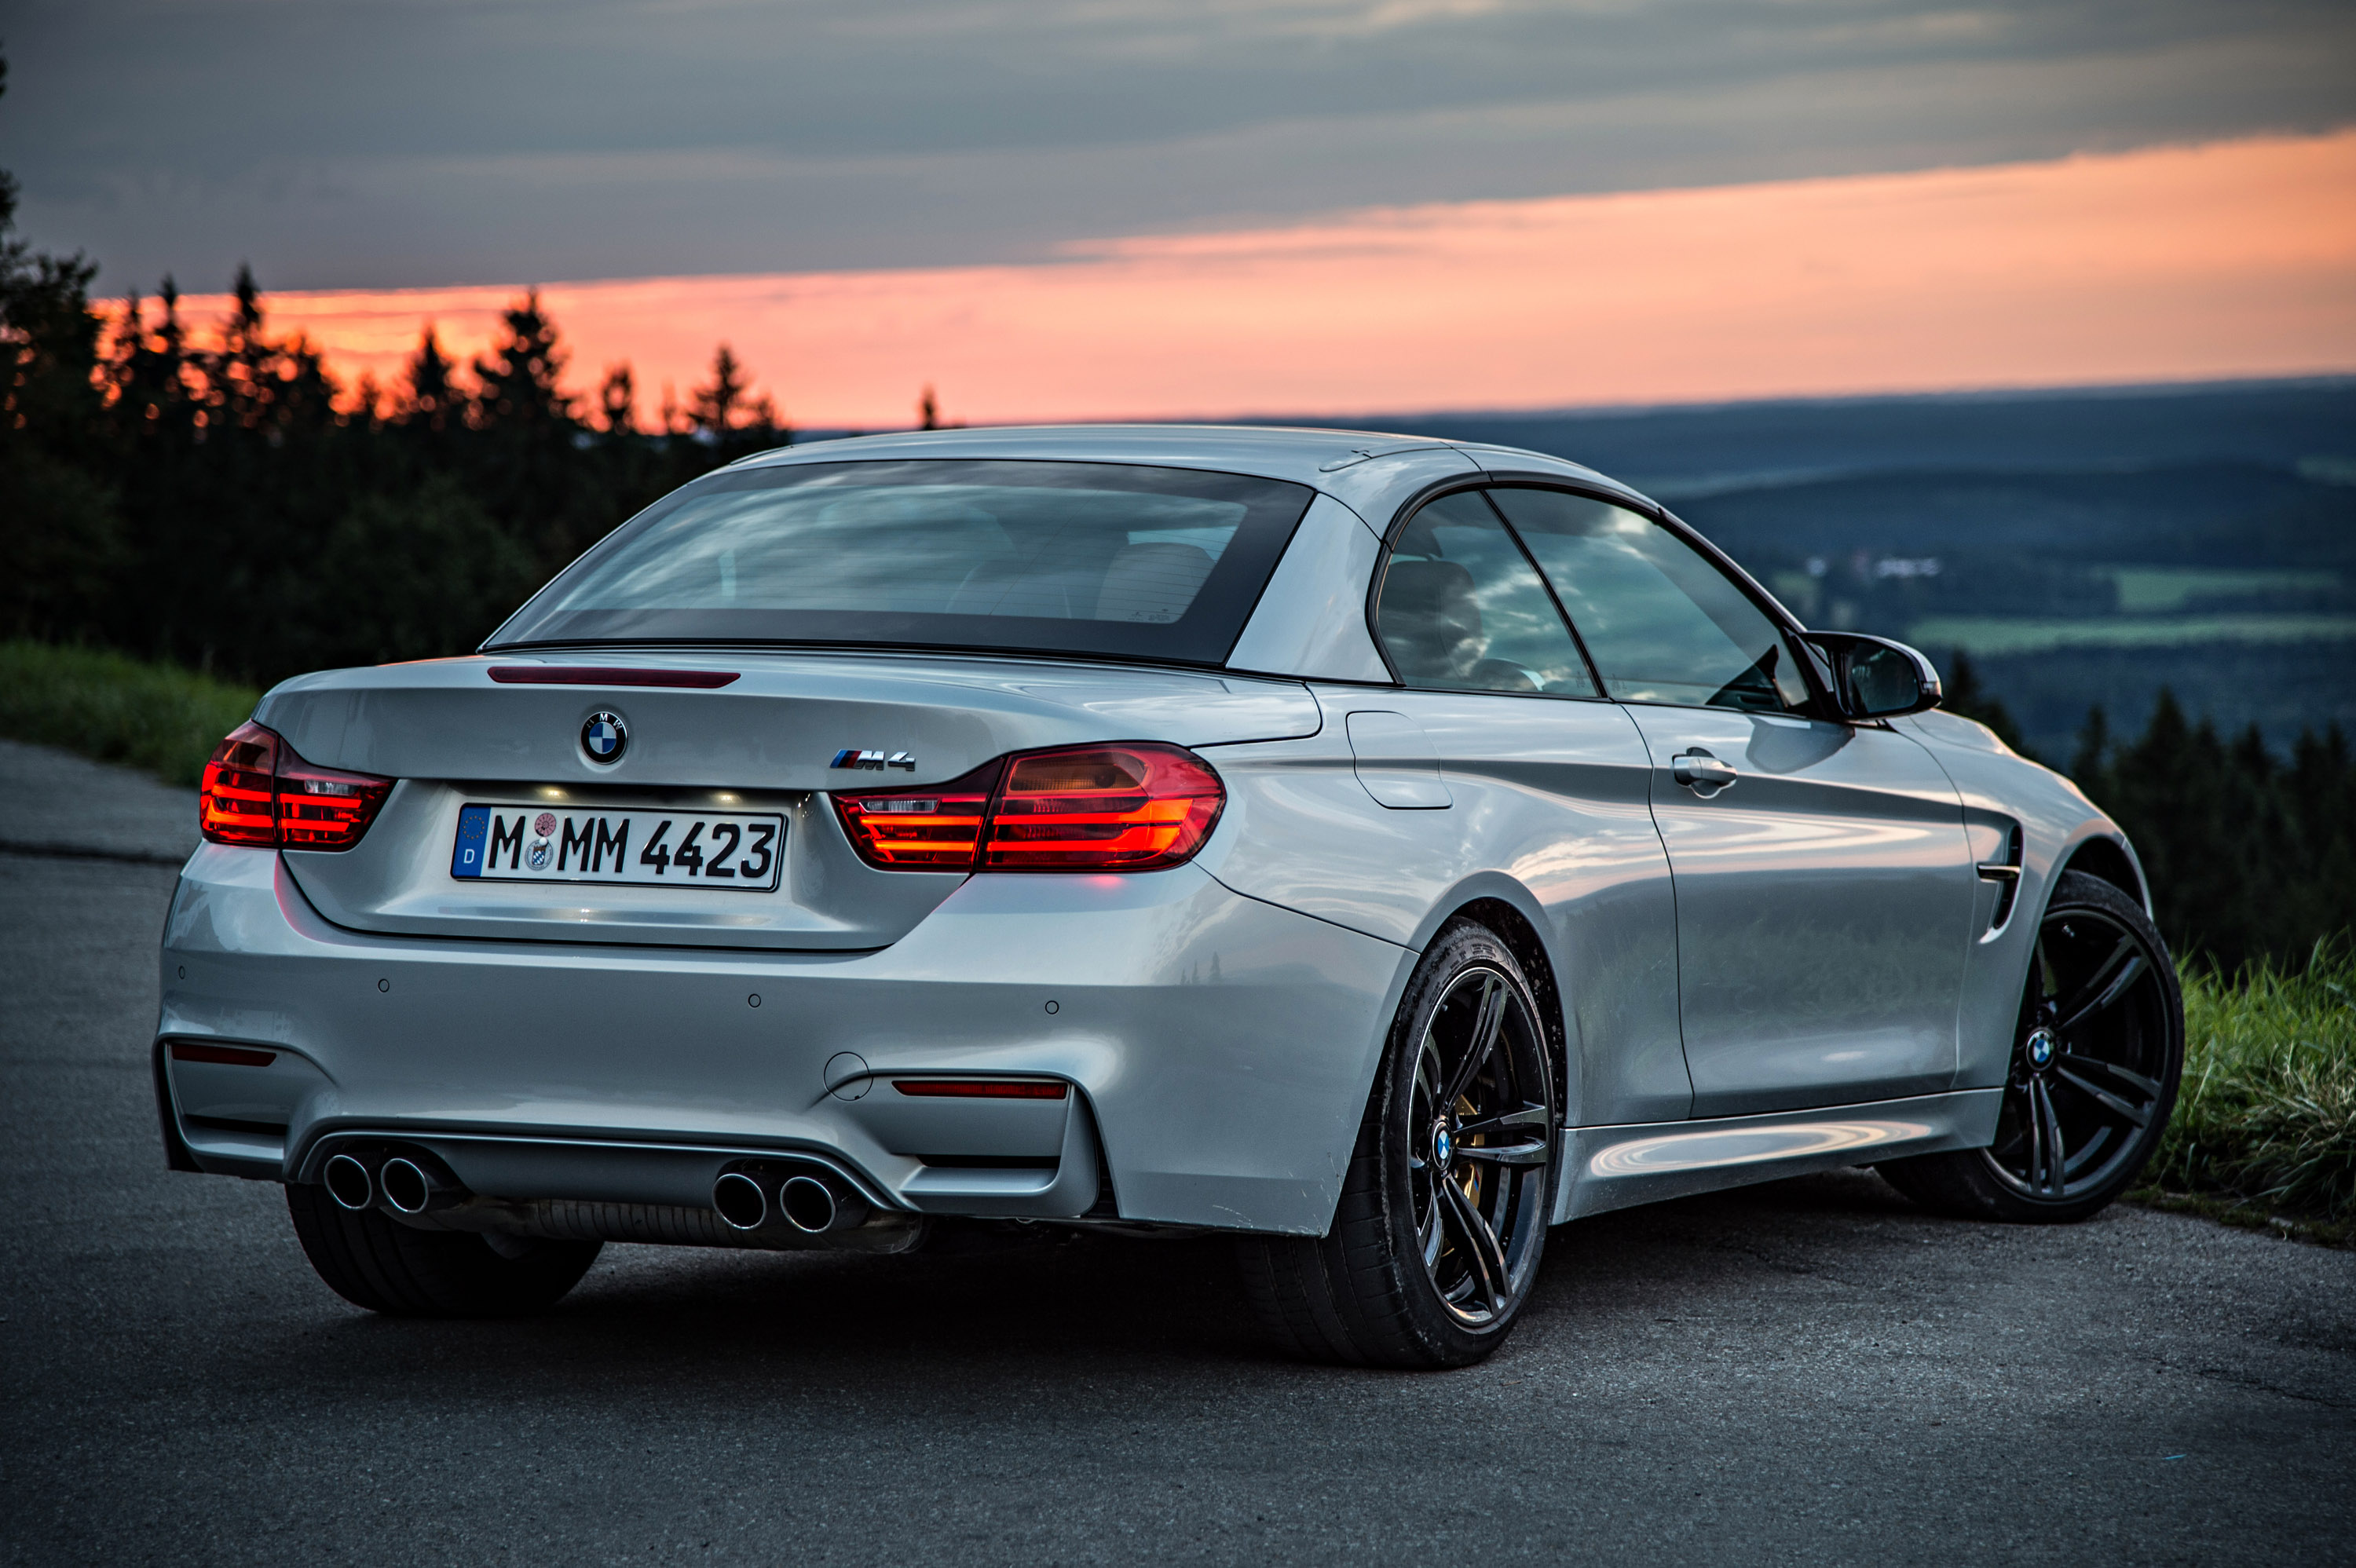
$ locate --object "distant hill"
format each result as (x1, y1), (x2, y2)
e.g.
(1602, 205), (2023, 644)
(1252, 379), (2356, 762)
(1260, 378), (2356, 492)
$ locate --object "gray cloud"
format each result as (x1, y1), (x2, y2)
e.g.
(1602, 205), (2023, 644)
(5, 0), (2351, 292)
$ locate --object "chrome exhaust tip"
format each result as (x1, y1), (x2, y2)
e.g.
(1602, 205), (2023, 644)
(712, 1171), (770, 1230)
(379, 1156), (448, 1216)
(777, 1174), (837, 1233)
(323, 1153), (375, 1212)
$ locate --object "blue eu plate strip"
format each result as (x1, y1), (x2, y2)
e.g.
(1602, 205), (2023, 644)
(452, 804), (489, 879)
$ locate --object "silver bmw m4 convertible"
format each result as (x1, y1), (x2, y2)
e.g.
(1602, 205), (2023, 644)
(159, 426), (2183, 1366)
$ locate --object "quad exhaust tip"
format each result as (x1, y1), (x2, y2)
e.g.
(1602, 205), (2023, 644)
(710, 1168), (872, 1234)
(323, 1150), (465, 1215)
(778, 1175), (838, 1234)
(712, 1171), (770, 1230)
(323, 1153), (375, 1212)
(379, 1156), (444, 1216)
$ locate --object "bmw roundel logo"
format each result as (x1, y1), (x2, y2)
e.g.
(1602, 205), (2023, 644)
(581, 711), (627, 764)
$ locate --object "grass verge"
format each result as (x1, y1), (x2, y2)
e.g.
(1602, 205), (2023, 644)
(2133, 941), (2356, 1234)
(0, 640), (259, 788)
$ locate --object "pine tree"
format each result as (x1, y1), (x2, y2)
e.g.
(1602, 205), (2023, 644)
(0, 74), (121, 641)
(691, 344), (749, 437)
(471, 291), (574, 434)
(398, 326), (463, 433)
(598, 364), (635, 434)
(1940, 648), (2025, 753)
(689, 344), (781, 459)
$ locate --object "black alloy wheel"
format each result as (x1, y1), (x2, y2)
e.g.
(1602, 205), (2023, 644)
(1881, 871), (2183, 1223)
(1238, 920), (1558, 1366)
(1408, 965), (1553, 1327)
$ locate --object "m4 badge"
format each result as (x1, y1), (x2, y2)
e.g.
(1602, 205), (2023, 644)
(831, 749), (917, 771)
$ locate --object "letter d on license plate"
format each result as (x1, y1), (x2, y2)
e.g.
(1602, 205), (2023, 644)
(452, 804), (784, 890)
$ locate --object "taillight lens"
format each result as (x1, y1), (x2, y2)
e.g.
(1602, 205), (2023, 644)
(832, 760), (1004, 868)
(832, 742), (1224, 873)
(199, 721), (392, 852)
(199, 722), (280, 846)
(986, 745), (1224, 871)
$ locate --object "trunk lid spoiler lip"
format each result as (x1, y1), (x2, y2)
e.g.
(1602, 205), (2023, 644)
(253, 652), (1323, 788)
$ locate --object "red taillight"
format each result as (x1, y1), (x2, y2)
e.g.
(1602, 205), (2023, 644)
(986, 745), (1224, 871)
(200, 721), (392, 852)
(199, 722), (280, 846)
(832, 742), (1224, 874)
(832, 760), (1004, 869)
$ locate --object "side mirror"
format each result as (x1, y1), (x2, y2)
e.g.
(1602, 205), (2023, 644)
(1805, 633), (1944, 719)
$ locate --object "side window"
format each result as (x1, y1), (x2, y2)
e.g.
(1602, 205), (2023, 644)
(1374, 492), (1597, 696)
(1487, 488), (1810, 713)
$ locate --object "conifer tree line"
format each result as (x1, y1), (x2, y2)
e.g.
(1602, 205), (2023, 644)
(0, 55), (781, 683)
(1941, 655), (2355, 974)
(3, 53), (2350, 971)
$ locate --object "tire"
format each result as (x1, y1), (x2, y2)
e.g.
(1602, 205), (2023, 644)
(1238, 919), (1558, 1368)
(1879, 870), (2183, 1224)
(286, 1182), (602, 1317)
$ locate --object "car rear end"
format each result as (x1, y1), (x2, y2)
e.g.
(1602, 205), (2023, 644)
(154, 447), (1414, 1255)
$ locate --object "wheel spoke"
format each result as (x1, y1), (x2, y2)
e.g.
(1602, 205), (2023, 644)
(2055, 938), (2144, 1034)
(2031, 1077), (2068, 1195)
(2057, 1053), (2161, 1100)
(1437, 1176), (1508, 1316)
(1455, 1104), (1548, 1141)
(2054, 1062), (2153, 1128)
(1457, 1139), (1549, 1167)
(1440, 974), (1508, 1109)
(2011, 1080), (2041, 1188)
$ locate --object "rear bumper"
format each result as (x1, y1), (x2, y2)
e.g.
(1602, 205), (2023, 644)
(155, 844), (1410, 1235)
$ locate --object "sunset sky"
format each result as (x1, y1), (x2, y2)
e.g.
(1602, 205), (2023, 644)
(9, 0), (2354, 424)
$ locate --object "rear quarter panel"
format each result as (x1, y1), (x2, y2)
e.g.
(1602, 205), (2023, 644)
(1194, 688), (1688, 1130)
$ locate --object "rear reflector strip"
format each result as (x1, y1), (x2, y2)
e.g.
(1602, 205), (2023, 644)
(169, 1042), (277, 1068)
(487, 666), (741, 689)
(891, 1079), (1070, 1099)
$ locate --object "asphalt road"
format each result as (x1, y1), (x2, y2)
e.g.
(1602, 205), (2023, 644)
(3, 741), (2353, 1566)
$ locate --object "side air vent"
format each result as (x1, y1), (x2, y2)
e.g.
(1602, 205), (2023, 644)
(1974, 820), (2024, 938)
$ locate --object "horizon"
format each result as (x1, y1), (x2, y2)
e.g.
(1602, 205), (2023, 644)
(126, 130), (2354, 429)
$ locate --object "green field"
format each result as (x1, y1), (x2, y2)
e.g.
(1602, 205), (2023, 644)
(2094, 566), (2340, 614)
(1907, 613), (2356, 657)
(0, 641), (260, 788)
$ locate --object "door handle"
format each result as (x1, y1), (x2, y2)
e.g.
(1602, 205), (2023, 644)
(1671, 750), (1739, 795)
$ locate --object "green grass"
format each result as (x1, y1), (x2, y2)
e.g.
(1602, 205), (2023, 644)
(0, 640), (260, 788)
(2138, 942), (2356, 1229)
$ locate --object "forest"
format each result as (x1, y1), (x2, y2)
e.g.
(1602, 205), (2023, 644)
(2, 91), (2351, 974)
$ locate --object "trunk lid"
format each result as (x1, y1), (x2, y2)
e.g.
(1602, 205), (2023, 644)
(259, 651), (1318, 949)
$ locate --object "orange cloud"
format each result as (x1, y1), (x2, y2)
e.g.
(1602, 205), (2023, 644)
(161, 130), (2356, 428)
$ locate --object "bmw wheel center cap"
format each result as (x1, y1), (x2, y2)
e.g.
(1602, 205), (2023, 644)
(582, 711), (628, 764)
(2025, 1028), (2057, 1069)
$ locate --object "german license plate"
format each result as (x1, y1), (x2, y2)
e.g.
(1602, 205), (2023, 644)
(451, 805), (784, 890)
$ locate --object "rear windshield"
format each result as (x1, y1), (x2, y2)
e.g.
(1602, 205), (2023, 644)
(487, 459), (1316, 665)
